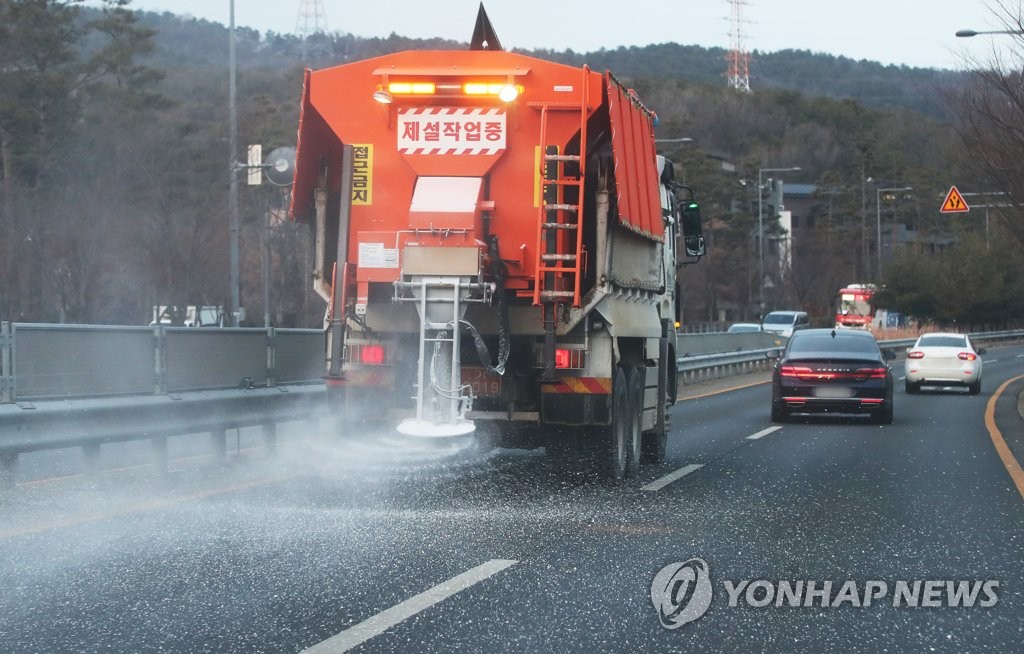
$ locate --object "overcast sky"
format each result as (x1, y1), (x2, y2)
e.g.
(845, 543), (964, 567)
(99, 0), (1015, 70)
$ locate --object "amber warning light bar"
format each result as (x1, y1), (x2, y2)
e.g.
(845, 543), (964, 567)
(374, 81), (522, 104)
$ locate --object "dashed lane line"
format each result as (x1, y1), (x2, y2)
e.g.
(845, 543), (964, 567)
(641, 463), (705, 492)
(746, 426), (783, 441)
(303, 559), (518, 653)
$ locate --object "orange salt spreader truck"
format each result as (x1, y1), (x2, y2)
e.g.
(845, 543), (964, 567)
(288, 7), (705, 480)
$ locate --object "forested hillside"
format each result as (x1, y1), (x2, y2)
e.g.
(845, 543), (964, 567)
(2, 3), (1011, 328)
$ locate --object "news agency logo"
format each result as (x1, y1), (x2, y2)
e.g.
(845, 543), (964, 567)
(651, 558), (1001, 629)
(650, 558), (714, 628)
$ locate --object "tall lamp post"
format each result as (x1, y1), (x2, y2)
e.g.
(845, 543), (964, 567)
(757, 166), (800, 316)
(875, 186), (912, 280)
(228, 0), (241, 327)
(955, 29), (1024, 37)
(654, 137), (694, 183)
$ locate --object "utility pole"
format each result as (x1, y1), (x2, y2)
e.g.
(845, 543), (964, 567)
(757, 166), (801, 317)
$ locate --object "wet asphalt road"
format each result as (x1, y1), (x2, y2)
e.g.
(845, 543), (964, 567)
(2, 347), (1023, 653)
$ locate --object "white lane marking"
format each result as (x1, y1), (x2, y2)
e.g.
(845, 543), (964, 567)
(1016, 354), (1024, 359)
(897, 375), (906, 381)
(641, 463), (705, 492)
(986, 359), (999, 364)
(304, 559), (518, 653)
(746, 426), (783, 441)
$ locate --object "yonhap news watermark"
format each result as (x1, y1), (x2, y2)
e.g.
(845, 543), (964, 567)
(651, 558), (1000, 629)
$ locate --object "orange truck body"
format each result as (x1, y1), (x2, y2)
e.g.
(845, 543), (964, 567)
(291, 50), (663, 294)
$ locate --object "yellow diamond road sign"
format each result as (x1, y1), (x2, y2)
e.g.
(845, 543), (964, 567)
(941, 185), (970, 213)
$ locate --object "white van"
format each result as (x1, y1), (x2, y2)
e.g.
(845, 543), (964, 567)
(761, 311), (810, 338)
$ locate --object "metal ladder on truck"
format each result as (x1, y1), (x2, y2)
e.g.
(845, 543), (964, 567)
(532, 66), (591, 381)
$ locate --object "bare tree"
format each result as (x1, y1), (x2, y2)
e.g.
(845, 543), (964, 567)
(949, 1), (1024, 247)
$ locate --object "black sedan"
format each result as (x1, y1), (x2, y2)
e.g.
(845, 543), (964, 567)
(770, 328), (896, 424)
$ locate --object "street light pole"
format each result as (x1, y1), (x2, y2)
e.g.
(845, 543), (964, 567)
(875, 186), (912, 280)
(228, 0), (240, 327)
(757, 166), (800, 317)
(955, 29), (1024, 37)
(654, 137), (695, 182)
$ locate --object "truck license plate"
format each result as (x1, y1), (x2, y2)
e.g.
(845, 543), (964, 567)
(461, 366), (502, 397)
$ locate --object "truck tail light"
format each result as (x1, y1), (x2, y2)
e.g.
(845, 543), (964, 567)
(539, 346), (585, 370)
(958, 351), (977, 361)
(555, 348), (570, 369)
(346, 343), (390, 365)
(907, 351), (925, 359)
(360, 344), (385, 365)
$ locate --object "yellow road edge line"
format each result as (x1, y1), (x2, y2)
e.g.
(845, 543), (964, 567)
(18, 446), (267, 488)
(984, 374), (1024, 503)
(0, 474), (302, 540)
(678, 378), (771, 402)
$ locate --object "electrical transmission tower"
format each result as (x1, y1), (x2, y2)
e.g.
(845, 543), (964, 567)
(296, 0), (329, 38)
(727, 0), (751, 92)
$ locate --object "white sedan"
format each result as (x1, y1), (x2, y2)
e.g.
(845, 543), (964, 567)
(904, 332), (985, 395)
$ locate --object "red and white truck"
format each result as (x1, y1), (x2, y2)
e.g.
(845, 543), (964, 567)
(835, 284), (877, 330)
(288, 9), (704, 480)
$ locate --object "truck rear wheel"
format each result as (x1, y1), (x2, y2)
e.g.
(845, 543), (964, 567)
(600, 366), (629, 483)
(642, 338), (670, 464)
(625, 367), (643, 478)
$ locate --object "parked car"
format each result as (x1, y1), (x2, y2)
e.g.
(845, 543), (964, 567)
(761, 310), (810, 338)
(770, 328), (896, 424)
(727, 322), (762, 333)
(904, 333), (984, 395)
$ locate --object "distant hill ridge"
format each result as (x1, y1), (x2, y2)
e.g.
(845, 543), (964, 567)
(129, 8), (963, 119)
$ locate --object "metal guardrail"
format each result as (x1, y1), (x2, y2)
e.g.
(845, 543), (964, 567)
(0, 386), (326, 454)
(0, 385), (326, 484)
(0, 325), (1021, 484)
(0, 322), (328, 484)
(1, 322), (324, 403)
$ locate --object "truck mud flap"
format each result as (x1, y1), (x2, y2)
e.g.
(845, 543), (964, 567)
(540, 376), (612, 426)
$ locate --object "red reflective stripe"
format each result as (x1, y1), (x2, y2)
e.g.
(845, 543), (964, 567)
(541, 377), (613, 394)
(582, 377), (612, 394)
